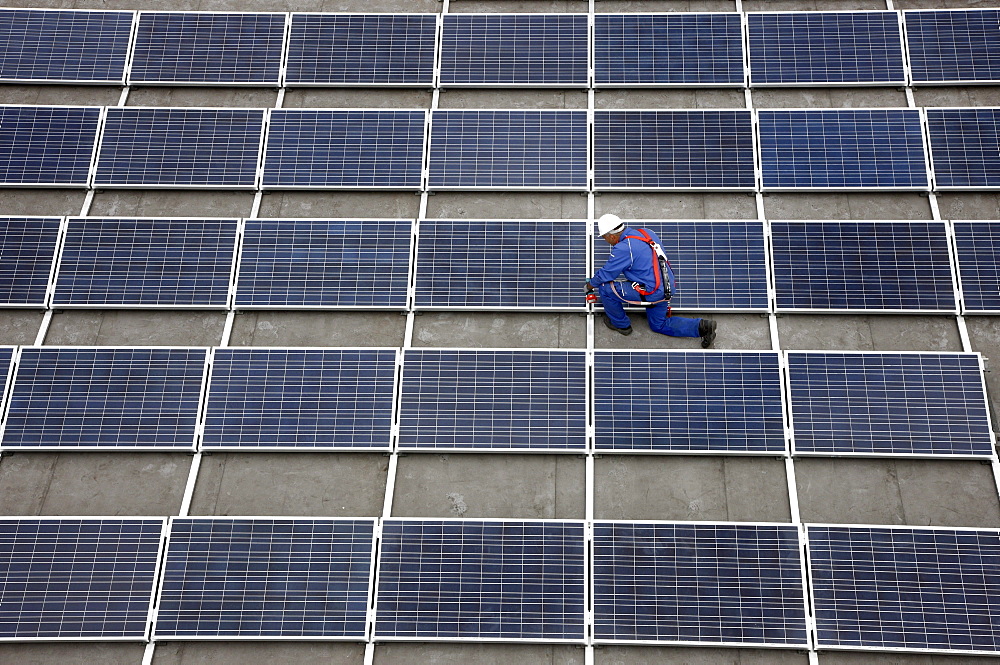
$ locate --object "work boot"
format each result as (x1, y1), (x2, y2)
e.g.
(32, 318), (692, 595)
(602, 314), (632, 336)
(699, 319), (717, 348)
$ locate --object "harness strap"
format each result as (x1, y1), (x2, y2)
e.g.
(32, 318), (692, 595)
(622, 229), (663, 296)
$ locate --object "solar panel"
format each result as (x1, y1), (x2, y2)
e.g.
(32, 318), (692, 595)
(286, 14), (436, 85)
(758, 109), (928, 190)
(129, 12), (285, 85)
(428, 110), (588, 189)
(770, 221), (957, 312)
(0, 105), (100, 186)
(1, 347), (208, 450)
(593, 522), (808, 646)
(413, 219), (588, 309)
(748, 11), (905, 85)
(954, 221), (1000, 313)
(594, 13), (744, 86)
(440, 14), (588, 86)
(906, 10), (1000, 84)
(155, 518), (375, 639)
(0, 9), (133, 83)
(375, 519), (586, 641)
(808, 525), (1000, 653)
(593, 111), (756, 190)
(262, 110), (425, 189)
(397, 349), (587, 451)
(787, 352), (994, 457)
(0, 518), (164, 639)
(201, 348), (396, 451)
(926, 108), (1000, 189)
(52, 218), (238, 308)
(0, 217), (60, 306)
(235, 219), (412, 308)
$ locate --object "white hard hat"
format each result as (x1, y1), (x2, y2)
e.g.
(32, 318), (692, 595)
(597, 213), (625, 237)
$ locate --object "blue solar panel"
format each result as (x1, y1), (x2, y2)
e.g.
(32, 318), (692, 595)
(0, 217), (60, 306)
(906, 10), (1000, 84)
(262, 110), (425, 189)
(375, 520), (586, 640)
(129, 12), (285, 85)
(808, 525), (1000, 653)
(52, 218), (238, 308)
(413, 219), (588, 309)
(0, 518), (163, 639)
(954, 221), (1000, 313)
(428, 110), (588, 189)
(156, 519), (375, 638)
(770, 221), (957, 312)
(202, 348), (396, 450)
(759, 109), (928, 189)
(440, 14), (588, 86)
(94, 108), (264, 188)
(397, 349), (587, 451)
(593, 522), (808, 645)
(286, 14), (436, 85)
(0, 9), (133, 83)
(926, 108), (1000, 189)
(593, 111), (756, 189)
(0, 105), (100, 186)
(787, 352), (993, 457)
(594, 13), (744, 86)
(593, 351), (786, 454)
(235, 219), (412, 308)
(748, 11), (905, 85)
(2, 347), (207, 450)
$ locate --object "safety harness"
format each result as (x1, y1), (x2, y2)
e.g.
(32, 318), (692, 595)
(622, 229), (672, 301)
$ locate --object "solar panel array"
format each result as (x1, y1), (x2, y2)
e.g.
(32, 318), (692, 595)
(905, 9), (1000, 85)
(926, 108), (1000, 189)
(954, 221), (1000, 313)
(0, 105), (100, 186)
(0, 217), (60, 306)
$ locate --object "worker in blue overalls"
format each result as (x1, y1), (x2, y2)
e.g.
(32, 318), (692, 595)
(586, 214), (718, 347)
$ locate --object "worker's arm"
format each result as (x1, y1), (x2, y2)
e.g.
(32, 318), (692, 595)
(589, 239), (633, 287)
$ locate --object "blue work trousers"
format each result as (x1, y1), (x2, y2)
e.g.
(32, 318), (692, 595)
(599, 281), (702, 337)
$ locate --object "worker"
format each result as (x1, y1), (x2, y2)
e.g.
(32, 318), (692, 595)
(586, 214), (717, 348)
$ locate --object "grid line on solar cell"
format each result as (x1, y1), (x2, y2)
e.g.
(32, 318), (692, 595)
(595, 14), (744, 86)
(397, 349), (587, 451)
(593, 522), (808, 645)
(787, 352), (993, 456)
(0, 105), (100, 186)
(0, 518), (164, 639)
(808, 525), (1000, 652)
(0, 9), (133, 83)
(1, 347), (207, 449)
(155, 518), (375, 638)
(0, 217), (60, 306)
(413, 219), (588, 309)
(593, 111), (756, 189)
(953, 221), (1000, 312)
(926, 108), (1000, 189)
(906, 10), (1000, 84)
(53, 218), (238, 307)
(770, 221), (957, 311)
(375, 520), (586, 640)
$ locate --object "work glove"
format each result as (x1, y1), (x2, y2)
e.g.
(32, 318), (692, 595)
(584, 282), (594, 293)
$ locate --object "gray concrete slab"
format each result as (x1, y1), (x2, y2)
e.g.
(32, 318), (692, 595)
(375, 643), (585, 665)
(0, 189), (86, 216)
(761, 193), (933, 220)
(425, 192), (588, 219)
(228, 311), (407, 347)
(282, 88), (433, 109)
(775, 315), (962, 352)
(125, 88), (279, 108)
(410, 312), (587, 348)
(817, 650), (1000, 664)
(391, 453), (585, 519)
(43, 310), (227, 347)
(0, 643), (146, 665)
(964, 316), (1000, 419)
(595, 193), (759, 219)
(936, 193), (1000, 220)
(742, 0), (885, 9)
(594, 89), (746, 109)
(595, 313), (772, 351)
(913, 86), (1000, 107)
(750, 87), (908, 108)
(595, 646), (808, 665)
(451, 1), (586, 13)
(437, 89), (588, 109)
(88, 190), (255, 218)
(0, 84), (121, 106)
(255, 191), (422, 219)
(0, 310), (45, 345)
(153, 641), (367, 665)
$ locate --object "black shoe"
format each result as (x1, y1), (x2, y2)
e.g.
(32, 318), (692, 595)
(699, 319), (717, 348)
(602, 314), (633, 336)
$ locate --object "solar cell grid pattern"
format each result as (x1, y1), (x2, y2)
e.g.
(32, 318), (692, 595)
(748, 12), (905, 85)
(787, 352), (993, 456)
(808, 525), (1000, 652)
(428, 110), (588, 189)
(129, 12), (285, 85)
(375, 520), (586, 640)
(53, 218), (238, 307)
(236, 219), (411, 308)
(758, 109), (928, 189)
(594, 14), (744, 86)
(770, 221), (957, 311)
(906, 10), (1000, 84)
(0, 519), (163, 639)
(926, 108), (1000, 189)
(953, 221), (1000, 312)
(285, 14), (436, 85)
(94, 108), (265, 188)
(440, 14), (588, 86)
(1, 347), (207, 449)
(414, 219), (587, 309)
(0, 105), (100, 186)
(397, 349), (587, 451)
(592, 523), (808, 645)
(0, 217), (60, 306)
(0, 10), (132, 83)
(593, 351), (786, 453)
(593, 111), (756, 189)
(155, 519), (375, 638)
(202, 349), (396, 450)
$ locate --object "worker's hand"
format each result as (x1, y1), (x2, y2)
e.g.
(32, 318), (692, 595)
(584, 281), (594, 293)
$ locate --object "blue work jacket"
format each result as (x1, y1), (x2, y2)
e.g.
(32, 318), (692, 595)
(590, 227), (674, 295)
